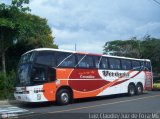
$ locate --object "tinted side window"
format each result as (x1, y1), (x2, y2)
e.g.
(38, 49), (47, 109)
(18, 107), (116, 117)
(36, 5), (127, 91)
(31, 66), (56, 83)
(109, 58), (121, 70)
(94, 56), (101, 68)
(99, 57), (108, 69)
(77, 54), (85, 63)
(141, 61), (145, 70)
(77, 55), (94, 68)
(35, 51), (55, 66)
(145, 61), (151, 71)
(57, 52), (75, 67)
(31, 66), (47, 83)
(132, 60), (141, 70)
(121, 59), (131, 70)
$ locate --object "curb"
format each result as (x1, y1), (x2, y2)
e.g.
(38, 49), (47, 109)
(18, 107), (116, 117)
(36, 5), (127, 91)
(0, 100), (19, 105)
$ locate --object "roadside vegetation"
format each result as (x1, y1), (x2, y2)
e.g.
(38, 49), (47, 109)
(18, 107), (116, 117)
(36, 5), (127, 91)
(0, 0), (57, 99)
(153, 79), (160, 90)
(0, 71), (15, 99)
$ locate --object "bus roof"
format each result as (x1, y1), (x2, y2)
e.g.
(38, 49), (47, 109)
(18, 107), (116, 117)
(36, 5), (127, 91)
(23, 48), (151, 62)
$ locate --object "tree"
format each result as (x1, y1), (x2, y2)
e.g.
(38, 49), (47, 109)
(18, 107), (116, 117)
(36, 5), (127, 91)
(0, 0), (57, 73)
(18, 13), (58, 48)
(141, 35), (160, 70)
(0, 0), (30, 74)
(103, 37), (141, 58)
(103, 35), (160, 73)
(5, 14), (58, 72)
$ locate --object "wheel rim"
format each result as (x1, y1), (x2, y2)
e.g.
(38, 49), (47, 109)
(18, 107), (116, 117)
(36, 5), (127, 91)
(130, 87), (135, 95)
(137, 86), (142, 93)
(61, 92), (69, 103)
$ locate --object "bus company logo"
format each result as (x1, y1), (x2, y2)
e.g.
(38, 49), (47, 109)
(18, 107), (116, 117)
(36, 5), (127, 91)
(102, 71), (129, 78)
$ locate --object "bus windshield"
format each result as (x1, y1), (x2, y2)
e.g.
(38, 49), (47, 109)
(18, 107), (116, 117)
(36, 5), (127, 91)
(17, 51), (56, 86)
(20, 51), (35, 64)
(17, 63), (31, 85)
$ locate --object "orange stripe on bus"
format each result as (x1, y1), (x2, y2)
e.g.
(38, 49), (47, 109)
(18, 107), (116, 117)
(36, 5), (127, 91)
(56, 68), (74, 79)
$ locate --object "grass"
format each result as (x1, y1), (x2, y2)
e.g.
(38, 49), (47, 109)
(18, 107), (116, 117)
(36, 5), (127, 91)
(153, 83), (160, 90)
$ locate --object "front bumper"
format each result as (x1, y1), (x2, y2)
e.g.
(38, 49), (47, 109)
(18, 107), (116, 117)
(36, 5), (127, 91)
(14, 85), (48, 102)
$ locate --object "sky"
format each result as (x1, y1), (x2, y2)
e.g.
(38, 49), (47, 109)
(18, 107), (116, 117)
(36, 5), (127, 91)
(1, 0), (160, 54)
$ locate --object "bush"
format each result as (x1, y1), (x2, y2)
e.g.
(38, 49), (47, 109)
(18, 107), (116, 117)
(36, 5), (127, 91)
(0, 71), (16, 100)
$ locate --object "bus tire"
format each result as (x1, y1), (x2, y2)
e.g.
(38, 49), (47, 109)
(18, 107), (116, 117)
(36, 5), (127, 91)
(128, 84), (136, 96)
(56, 89), (71, 105)
(136, 84), (143, 95)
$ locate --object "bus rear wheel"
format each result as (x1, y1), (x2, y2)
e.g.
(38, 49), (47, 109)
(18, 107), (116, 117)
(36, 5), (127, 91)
(56, 89), (71, 105)
(128, 84), (136, 96)
(136, 84), (143, 95)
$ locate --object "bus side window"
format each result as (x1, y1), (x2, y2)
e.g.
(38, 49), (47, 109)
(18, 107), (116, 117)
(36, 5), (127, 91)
(121, 59), (131, 70)
(77, 55), (94, 68)
(76, 54), (86, 68)
(141, 61), (145, 70)
(145, 61), (151, 71)
(57, 52), (75, 68)
(99, 57), (108, 69)
(132, 61), (141, 71)
(93, 56), (101, 68)
(31, 66), (47, 83)
(109, 58), (121, 70)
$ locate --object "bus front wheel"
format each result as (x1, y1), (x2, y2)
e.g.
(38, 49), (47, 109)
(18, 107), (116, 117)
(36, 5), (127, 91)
(56, 89), (71, 105)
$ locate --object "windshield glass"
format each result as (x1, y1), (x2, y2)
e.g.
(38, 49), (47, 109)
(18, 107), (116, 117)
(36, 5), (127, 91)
(17, 63), (56, 86)
(17, 64), (31, 85)
(17, 51), (57, 86)
(20, 51), (35, 64)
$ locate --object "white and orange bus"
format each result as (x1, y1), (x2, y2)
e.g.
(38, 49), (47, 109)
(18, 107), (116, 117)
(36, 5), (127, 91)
(14, 48), (153, 105)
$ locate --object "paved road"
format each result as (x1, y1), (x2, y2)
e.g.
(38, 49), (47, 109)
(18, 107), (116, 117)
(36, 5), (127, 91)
(1, 91), (160, 119)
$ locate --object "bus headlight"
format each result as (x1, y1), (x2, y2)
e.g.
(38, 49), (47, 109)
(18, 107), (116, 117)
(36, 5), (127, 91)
(56, 80), (60, 85)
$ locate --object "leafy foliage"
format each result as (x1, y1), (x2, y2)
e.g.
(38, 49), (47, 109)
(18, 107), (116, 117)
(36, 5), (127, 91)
(103, 36), (160, 73)
(140, 36), (160, 69)
(0, 0), (58, 99)
(103, 37), (141, 58)
(0, 0), (57, 73)
(0, 71), (16, 99)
